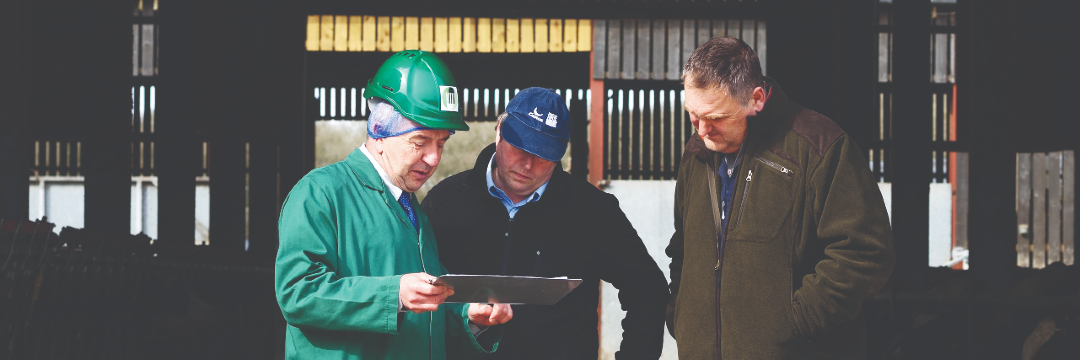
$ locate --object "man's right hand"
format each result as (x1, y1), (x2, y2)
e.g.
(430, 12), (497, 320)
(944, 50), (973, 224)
(399, 272), (454, 313)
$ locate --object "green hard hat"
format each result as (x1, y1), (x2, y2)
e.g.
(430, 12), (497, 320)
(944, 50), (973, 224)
(364, 50), (468, 131)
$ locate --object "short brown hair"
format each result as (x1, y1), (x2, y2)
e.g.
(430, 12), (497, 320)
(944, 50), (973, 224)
(682, 37), (763, 107)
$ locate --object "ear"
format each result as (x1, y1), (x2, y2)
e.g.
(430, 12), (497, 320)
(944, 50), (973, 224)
(366, 137), (385, 155)
(746, 86), (767, 116)
(494, 122), (503, 144)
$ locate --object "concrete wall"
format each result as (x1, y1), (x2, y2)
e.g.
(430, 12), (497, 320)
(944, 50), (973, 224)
(600, 180), (679, 360)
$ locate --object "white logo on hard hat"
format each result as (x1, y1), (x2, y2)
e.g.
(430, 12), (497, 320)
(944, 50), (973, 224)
(440, 86), (458, 112)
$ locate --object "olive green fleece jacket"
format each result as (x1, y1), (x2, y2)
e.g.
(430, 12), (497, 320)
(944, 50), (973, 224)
(665, 79), (894, 359)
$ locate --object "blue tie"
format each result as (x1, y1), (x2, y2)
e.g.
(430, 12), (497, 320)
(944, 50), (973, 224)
(398, 193), (418, 234)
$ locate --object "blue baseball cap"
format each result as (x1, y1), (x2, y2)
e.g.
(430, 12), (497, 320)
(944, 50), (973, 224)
(500, 88), (571, 162)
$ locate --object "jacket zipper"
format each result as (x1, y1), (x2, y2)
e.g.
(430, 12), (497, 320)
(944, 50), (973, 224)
(754, 156), (794, 176)
(411, 197), (433, 360)
(732, 158), (795, 230)
(733, 168), (753, 230)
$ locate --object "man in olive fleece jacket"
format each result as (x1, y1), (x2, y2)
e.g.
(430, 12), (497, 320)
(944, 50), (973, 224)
(666, 37), (894, 359)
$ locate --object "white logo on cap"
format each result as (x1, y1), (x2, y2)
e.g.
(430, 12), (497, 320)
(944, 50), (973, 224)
(545, 113), (558, 127)
(528, 108), (544, 121)
(439, 86), (458, 112)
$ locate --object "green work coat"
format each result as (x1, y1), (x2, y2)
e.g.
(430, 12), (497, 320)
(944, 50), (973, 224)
(275, 148), (499, 360)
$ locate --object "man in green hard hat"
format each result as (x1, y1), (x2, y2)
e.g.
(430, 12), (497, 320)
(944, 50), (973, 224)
(275, 50), (512, 360)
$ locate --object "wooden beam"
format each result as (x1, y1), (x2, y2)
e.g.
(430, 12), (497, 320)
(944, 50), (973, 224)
(449, 17), (462, 53)
(651, 19), (665, 80)
(578, 19), (591, 52)
(405, 17), (419, 50)
(591, 19), (605, 79)
(1018, 153), (1032, 267)
(1033, 152), (1047, 268)
(377, 16), (391, 52)
(563, 19), (577, 52)
(506, 18), (520, 52)
(348, 16), (361, 51)
(420, 17), (434, 51)
(306, 15), (319, 51)
(667, 19), (681, 80)
(1065, 150), (1075, 265)
(363, 16), (376, 51)
(636, 19), (650, 79)
(534, 19), (548, 52)
(492, 18), (505, 53)
(463, 17), (476, 52)
(521, 18), (534, 53)
(621, 19), (634, 79)
(606, 19), (620, 79)
(697, 19), (711, 48)
(334, 15), (347, 51)
(550, 19), (562, 52)
(477, 18), (491, 52)
(1049, 151), (1063, 264)
(434, 17), (448, 52)
(320, 15), (334, 51)
(390, 16), (404, 52)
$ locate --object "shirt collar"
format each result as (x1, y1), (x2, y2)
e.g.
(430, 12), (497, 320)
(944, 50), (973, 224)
(360, 144), (404, 200)
(485, 151), (547, 206)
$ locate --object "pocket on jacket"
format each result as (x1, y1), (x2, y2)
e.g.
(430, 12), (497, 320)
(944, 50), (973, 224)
(729, 157), (798, 243)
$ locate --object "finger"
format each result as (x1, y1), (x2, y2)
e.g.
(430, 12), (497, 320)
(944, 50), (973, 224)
(488, 304), (505, 324)
(468, 303), (491, 323)
(499, 304), (513, 323)
(414, 283), (449, 296)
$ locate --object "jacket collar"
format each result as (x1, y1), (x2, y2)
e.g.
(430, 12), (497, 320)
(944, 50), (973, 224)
(464, 142), (568, 196)
(345, 148), (418, 232)
(686, 76), (790, 163)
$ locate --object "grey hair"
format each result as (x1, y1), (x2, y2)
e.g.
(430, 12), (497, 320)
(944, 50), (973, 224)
(367, 98), (407, 125)
(681, 36), (763, 108)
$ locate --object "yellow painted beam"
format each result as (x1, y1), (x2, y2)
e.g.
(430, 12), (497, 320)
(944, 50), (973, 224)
(492, 18), (505, 53)
(405, 17), (419, 50)
(305, 15), (319, 51)
(376, 16), (390, 52)
(348, 16), (362, 51)
(521, 18), (534, 53)
(549, 19), (562, 52)
(563, 19), (577, 52)
(334, 15), (348, 51)
(506, 19), (520, 52)
(477, 18), (491, 53)
(463, 18), (476, 52)
(534, 18), (548, 52)
(390, 16), (404, 52)
(363, 15), (376, 51)
(420, 17), (434, 51)
(449, 17), (463, 52)
(320, 15), (334, 51)
(434, 17), (448, 52)
(577, 19), (591, 51)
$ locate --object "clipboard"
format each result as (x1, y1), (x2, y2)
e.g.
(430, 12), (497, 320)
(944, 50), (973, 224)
(432, 274), (582, 305)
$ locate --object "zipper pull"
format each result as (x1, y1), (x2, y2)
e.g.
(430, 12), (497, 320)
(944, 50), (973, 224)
(714, 259), (721, 271)
(746, 169), (753, 181)
(781, 166), (792, 175)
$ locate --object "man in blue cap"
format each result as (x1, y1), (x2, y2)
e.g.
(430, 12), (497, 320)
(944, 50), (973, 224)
(423, 87), (670, 360)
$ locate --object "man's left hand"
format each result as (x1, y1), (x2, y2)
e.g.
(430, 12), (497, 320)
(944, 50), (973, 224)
(467, 303), (513, 326)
